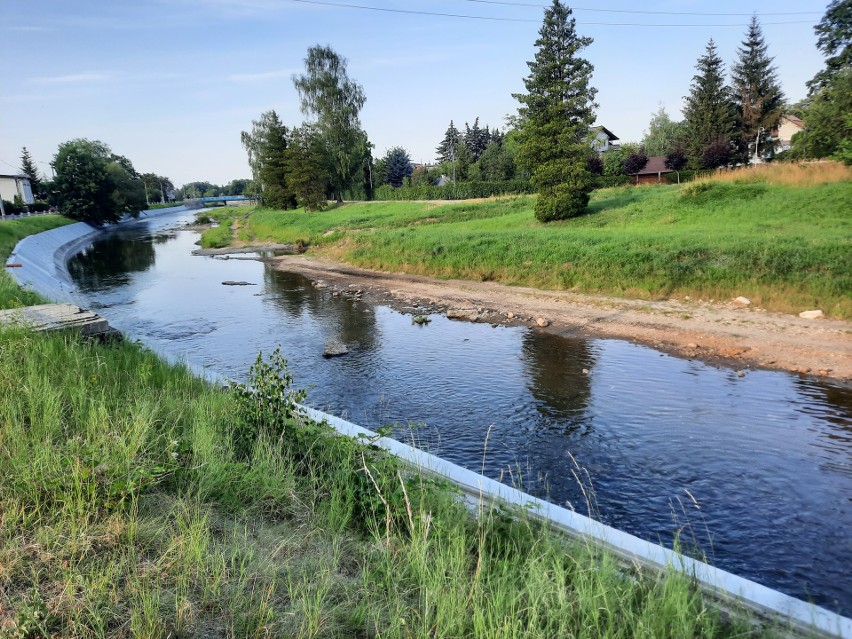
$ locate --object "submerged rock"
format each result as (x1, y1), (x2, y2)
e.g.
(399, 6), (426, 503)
(222, 280), (255, 286)
(412, 315), (431, 325)
(447, 308), (480, 321)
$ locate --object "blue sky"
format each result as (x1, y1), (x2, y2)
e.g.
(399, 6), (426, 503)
(1, 0), (827, 187)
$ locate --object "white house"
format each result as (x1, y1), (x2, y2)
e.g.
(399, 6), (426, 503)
(773, 114), (805, 152)
(0, 174), (35, 205)
(590, 126), (620, 154)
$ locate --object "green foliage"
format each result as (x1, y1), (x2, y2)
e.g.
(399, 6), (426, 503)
(286, 124), (331, 211)
(731, 17), (784, 162)
(242, 110), (297, 209)
(293, 46), (368, 201)
(790, 68), (852, 161)
(807, 0), (852, 93)
(642, 107), (685, 157)
(473, 139), (517, 181)
(373, 180), (534, 201)
(52, 139), (146, 225)
(435, 120), (461, 163)
(624, 151), (649, 175)
(382, 146), (413, 188)
(682, 40), (736, 168)
(229, 348), (306, 460)
(514, 0), (597, 221)
(19, 147), (41, 197)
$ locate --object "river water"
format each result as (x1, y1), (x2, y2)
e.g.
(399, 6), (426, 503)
(66, 209), (851, 615)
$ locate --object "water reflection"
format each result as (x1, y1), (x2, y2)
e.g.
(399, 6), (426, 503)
(67, 230), (158, 291)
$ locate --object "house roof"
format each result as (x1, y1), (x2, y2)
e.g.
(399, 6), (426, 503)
(782, 114), (804, 127)
(591, 125), (619, 141)
(0, 174), (28, 180)
(632, 156), (673, 175)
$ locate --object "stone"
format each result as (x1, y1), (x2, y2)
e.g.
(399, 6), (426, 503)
(506, 312), (514, 319)
(582, 368), (589, 375)
(799, 310), (824, 320)
(221, 280), (255, 286)
(687, 343), (698, 349)
(411, 315), (431, 325)
(737, 371), (745, 378)
(536, 317), (550, 327)
(323, 338), (349, 358)
(447, 308), (480, 321)
(732, 296), (751, 307)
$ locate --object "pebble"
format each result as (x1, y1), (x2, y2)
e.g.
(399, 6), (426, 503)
(536, 317), (550, 327)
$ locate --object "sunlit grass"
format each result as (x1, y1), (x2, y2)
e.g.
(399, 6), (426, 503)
(220, 181), (850, 317)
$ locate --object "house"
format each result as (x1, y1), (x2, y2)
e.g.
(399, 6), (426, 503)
(629, 156), (673, 185)
(773, 114), (805, 152)
(0, 174), (35, 206)
(590, 126), (620, 154)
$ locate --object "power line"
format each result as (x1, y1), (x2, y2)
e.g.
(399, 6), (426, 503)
(454, 0), (820, 17)
(287, 0), (814, 25)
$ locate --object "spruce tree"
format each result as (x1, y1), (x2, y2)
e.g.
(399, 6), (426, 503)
(435, 120), (461, 163)
(241, 110), (296, 209)
(382, 147), (413, 187)
(514, 0), (597, 222)
(682, 39), (736, 168)
(731, 17), (784, 162)
(20, 147), (41, 196)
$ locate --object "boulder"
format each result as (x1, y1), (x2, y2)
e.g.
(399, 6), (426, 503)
(447, 308), (480, 321)
(732, 296), (751, 307)
(536, 317), (550, 327)
(221, 280), (255, 286)
(323, 338), (349, 358)
(799, 309), (824, 320)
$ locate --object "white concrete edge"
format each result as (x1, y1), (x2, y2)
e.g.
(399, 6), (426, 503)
(6, 209), (851, 639)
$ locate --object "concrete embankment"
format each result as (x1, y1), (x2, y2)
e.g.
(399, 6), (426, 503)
(8, 207), (852, 639)
(8, 206), (188, 305)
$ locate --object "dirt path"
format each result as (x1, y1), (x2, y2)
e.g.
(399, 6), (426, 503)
(268, 255), (851, 381)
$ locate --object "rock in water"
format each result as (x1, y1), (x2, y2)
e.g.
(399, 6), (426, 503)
(222, 280), (255, 286)
(447, 308), (480, 321)
(799, 309), (824, 319)
(323, 338), (349, 358)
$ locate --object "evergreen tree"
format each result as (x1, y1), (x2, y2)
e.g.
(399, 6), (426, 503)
(293, 46), (367, 201)
(241, 110), (296, 209)
(435, 120), (461, 163)
(807, 0), (852, 93)
(514, 0), (597, 222)
(382, 147), (413, 187)
(19, 147), (41, 196)
(464, 118), (489, 161)
(731, 17), (784, 162)
(682, 39), (736, 168)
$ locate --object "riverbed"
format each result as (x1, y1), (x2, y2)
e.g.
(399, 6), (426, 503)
(65, 208), (852, 615)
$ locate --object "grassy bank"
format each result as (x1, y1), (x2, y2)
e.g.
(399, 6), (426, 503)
(0, 215), (73, 308)
(206, 163), (851, 317)
(0, 218), (778, 637)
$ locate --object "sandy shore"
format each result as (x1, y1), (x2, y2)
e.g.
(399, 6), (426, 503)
(268, 255), (851, 381)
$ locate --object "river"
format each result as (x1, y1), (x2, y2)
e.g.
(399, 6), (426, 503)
(65, 208), (851, 615)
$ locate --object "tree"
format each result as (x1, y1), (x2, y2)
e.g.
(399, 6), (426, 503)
(464, 117), (490, 161)
(623, 151), (649, 175)
(790, 67), (852, 161)
(731, 17), (784, 162)
(435, 120), (462, 163)
(665, 147), (689, 183)
(682, 39), (736, 168)
(53, 139), (144, 225)
(241, 110), (296, 209)
(514, 0), (597, 222)
(293, 46), (368, 201)
(476, 140), (517, 181)
(20, 147), (42, 197)
(382, 147), (413, 187)
(641, 106), (684, 157)
(285, 124), (331, 211)
(807, 0), (852, 93)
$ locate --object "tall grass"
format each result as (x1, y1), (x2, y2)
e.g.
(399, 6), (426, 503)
(0, 328), (781, 637)
(697, 159), (852, 187)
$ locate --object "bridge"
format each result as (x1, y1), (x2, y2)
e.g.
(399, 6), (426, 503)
(184, 195), (258, 208)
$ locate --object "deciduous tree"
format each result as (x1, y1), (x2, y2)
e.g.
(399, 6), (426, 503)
(514, 0), (597, 222)
(641, 107), (684, 157)
(293, 46), (368, 201)
(807, 0), (852, 93)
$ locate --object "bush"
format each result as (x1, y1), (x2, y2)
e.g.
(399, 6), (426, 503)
(1, 199), (23, 215)
(373, 180), (534, 201)
(30, 200), (50, 213)
(535, 181), (590, 222)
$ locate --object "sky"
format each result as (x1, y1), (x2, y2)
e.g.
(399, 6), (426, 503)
(1, 0), (829, 187)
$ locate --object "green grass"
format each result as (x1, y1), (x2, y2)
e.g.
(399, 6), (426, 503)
(0, 216), (785, 637)
(216, 182), (852, 317)
(0, 215), (74, 309)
